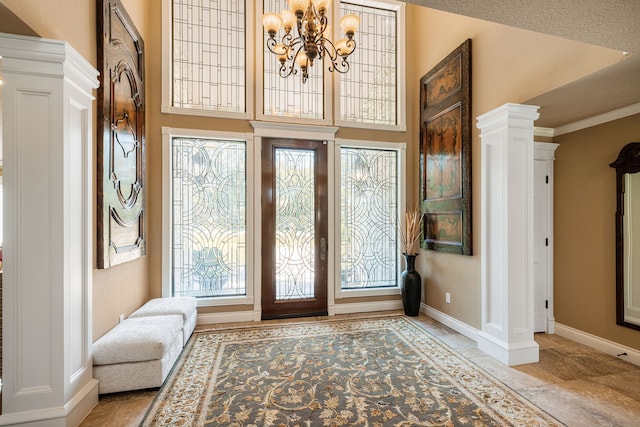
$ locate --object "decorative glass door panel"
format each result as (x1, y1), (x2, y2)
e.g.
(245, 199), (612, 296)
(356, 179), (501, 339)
(262, 138), (328, 319)
(275, 149), (315, 300)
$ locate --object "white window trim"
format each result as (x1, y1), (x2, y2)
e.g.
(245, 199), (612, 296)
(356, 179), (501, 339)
(333, 0), (407, 132)
(255, 1), (333, 126)
(161, 127), (256, 307)
(250, 121), (339, 315)
(161, 0), (255, 120)
(334, 138), (406, 299)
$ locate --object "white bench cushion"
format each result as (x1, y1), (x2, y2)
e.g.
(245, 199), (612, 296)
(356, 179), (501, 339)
(128, 296), (196, 321)
(93, 315), (183, 365)
(129, 297), (197, 346)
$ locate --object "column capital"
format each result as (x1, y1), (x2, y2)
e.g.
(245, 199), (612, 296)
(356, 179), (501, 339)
(477, 103), (540, 134)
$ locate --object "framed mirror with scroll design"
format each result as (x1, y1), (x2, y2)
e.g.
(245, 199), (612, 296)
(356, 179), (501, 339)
(97, 0), (146, 268)
(419, 39), (472, 255)
(610, 142), (640, 331)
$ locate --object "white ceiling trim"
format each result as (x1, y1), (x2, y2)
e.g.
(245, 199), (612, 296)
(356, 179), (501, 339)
(533, 127), (555, 138)
(553, 102), (640, 137)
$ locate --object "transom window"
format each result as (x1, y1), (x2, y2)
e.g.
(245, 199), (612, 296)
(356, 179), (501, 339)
(261, 0), (325, 120)
(163, 0), (253, 118)
(338, 1), (400, 128)
(163, 0), (404, 128)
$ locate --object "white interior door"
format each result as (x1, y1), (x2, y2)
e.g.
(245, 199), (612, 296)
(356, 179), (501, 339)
(533, 159), (548, 332)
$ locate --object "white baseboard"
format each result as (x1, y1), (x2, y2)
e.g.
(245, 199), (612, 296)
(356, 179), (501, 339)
(555, 323), (640, 367)
(331, 300), (403, 315)
(196, 302), (404, 325)
(197, 310), (256, 325)
(0, 379), (99, 427)
(419, 309), (640, 368)
(547, 318), (556, 334)
(0, 407), (66, 426)
(68, 379), (99, 427)
(421, 303), (479, 342)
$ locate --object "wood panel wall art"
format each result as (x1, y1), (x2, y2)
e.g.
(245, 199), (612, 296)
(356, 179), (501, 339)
(97, 0), (146, 268)
(419, 39), (472, 255)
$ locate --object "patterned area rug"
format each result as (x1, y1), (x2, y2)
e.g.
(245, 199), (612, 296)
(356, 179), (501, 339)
(141, 316), (562, 426)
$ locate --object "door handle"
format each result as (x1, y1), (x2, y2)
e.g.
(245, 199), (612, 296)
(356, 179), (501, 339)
(320, 237), (327, 261)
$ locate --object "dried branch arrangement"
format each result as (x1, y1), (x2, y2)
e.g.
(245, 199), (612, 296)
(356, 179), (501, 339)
(399, 204), (423, 255)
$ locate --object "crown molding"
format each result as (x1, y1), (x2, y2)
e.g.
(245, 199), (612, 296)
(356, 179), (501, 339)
(554, 102), (640, 136)
(534, 127), (555, 138)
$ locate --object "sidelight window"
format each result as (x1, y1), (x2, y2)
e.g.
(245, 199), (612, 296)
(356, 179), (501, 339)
(338, 141), (405, 294)
(163, 129), (253, 305)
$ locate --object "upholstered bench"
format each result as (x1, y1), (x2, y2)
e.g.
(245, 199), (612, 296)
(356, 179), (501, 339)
(128, 296), (197, 346)
(93, 315), (183, 394)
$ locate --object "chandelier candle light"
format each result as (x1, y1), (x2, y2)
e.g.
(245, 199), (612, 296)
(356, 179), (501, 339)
(263, 0), (360, 83)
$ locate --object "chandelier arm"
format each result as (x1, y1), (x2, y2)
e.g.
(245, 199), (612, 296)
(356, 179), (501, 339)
(265, 36), (280, 55)
(317, 38), (337, 63)
(285, 37), (303, 58)
(319, 38), (356, 74)
(279, 44), (306, 79)
(317, 15), (329, 51)
(282, 32), (297, 49)
(295, 12), (305, 41)
(346, 38), (356, 53)
(278, 61), (297, 79)
(330, 58), (351, 74)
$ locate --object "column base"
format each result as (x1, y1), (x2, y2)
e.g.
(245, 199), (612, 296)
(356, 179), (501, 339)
(477, 331), (539, 366)
(0, 379), (98, 427)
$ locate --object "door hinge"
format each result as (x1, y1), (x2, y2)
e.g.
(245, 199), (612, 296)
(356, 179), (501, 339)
(545, 238), (549, 246)
(545, 300), (549, 309)
(546, 175), (549, 184)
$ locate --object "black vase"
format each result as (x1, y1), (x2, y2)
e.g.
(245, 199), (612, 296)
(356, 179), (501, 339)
(401, 254), (422, 316)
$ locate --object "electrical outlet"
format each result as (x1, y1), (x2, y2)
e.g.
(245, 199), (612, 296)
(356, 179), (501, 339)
(119, 314), (125, 323)
(445, 292), (451, 304)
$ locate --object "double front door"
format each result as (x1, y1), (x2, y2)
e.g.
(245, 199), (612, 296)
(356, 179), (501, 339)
(261, 138), (328, 319)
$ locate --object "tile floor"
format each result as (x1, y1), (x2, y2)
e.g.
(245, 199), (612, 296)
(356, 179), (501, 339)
(80, 312), (640, 426)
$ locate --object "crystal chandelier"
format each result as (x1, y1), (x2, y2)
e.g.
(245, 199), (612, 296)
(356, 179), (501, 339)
(263, 0), (360, 83)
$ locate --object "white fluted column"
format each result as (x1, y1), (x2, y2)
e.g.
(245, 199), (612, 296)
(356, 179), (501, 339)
(476, 103), (540, 366)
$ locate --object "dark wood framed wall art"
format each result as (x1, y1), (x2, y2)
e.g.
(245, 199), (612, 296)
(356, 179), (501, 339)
(97, 0), (146, 268)
(419, 39), (472, 255)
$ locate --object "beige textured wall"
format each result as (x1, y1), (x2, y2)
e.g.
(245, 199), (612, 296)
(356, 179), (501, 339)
(406, 6), (623, 328)
(554, 114), (640, 351)
(0, 4), (38, 36)
(0, 1), (630, 342)
(0, 0), (95, 62)
(0, 0), (152, 339)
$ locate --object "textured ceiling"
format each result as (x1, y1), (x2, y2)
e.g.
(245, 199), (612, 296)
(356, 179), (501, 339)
(526, 54), (640, 129)
(403, 0), (640, 130)
(403, 0), (640, 53)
